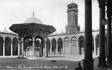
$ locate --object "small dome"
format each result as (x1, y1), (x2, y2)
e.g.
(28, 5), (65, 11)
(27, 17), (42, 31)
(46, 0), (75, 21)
(25, 17), (43, 24)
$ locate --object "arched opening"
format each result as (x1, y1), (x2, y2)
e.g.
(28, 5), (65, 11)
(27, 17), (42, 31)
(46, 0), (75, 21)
(35, 37), (42, 57)
(79, 36), (84, 55)
(64, 37), (70, 54)
(5, 37), (11, 56)
(52, 39), (56, 55)
(24, 36), (44, 58)
(13, 38), (18, 55)
(58, 38), (63, 55)
(0, 37), (3, 56)
(24, 36), (32, 49)
(71, 37), (77, 54)
(46, 39), (50, 55)
(24, 36), (32, 57)
(95, 35), (99, 55)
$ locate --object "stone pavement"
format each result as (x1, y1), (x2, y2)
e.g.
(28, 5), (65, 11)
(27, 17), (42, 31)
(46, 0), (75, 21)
(0, 55), (112, 70)
(46, 55), (112, 70)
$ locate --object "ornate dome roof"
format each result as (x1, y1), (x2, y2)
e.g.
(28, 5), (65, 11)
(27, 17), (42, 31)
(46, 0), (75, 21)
(24, 16), (43, 24)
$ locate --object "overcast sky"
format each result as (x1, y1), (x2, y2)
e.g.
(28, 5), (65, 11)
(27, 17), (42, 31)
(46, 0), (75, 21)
(0, 0), (100, 33)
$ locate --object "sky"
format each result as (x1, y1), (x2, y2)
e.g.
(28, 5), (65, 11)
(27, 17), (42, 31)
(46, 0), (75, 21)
(0, 0), (100, 33)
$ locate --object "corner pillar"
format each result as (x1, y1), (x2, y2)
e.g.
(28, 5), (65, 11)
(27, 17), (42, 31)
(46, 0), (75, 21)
(98, 0), (107, 67)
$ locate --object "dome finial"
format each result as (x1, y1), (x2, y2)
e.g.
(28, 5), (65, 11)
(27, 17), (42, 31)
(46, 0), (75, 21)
(33, 11), (35, 17)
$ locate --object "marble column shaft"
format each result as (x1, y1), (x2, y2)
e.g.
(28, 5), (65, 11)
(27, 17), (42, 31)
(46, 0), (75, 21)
(83, 0), (93, 70)
(21, 38), (24, 57)
(3, 39), (5, 56)
(32, 37), (35, 58)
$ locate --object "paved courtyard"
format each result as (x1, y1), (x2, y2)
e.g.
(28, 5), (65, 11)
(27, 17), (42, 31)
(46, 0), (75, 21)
(0, 55), (111, 70)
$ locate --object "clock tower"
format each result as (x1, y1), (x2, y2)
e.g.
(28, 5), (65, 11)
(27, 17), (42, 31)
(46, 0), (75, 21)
(66, 2), (80, 34)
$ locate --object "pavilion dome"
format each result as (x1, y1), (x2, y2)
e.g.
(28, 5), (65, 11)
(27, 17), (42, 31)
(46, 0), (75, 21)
(24, 16), (43, 24)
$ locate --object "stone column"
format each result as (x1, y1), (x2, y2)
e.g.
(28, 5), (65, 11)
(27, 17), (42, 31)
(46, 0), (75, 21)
(21, 38), (24, 57)
(97, 0), (107, 67)
(50, 41), (52, 55)
(3, 38), (5, 56)
(83, 0), (93, 70)
(77, 39), (79, 55)
(56, 41), (58, 55)
(32, 37), (35, 58)
(44, 38), (47, 57)
(107, 0), (112, 63)
(18, 41), (20, 56)
(11, 41), (13, 56)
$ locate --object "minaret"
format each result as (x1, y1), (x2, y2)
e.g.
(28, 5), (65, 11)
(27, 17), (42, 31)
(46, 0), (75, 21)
(66, 2), (80, 34)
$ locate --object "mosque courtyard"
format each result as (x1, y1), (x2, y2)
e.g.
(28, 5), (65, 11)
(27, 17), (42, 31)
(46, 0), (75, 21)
(0, 55), (111, 70)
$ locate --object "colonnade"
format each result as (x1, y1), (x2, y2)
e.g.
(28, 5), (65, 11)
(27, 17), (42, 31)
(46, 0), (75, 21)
(0, 37), (19, 56)
(0, 34), (101, 57)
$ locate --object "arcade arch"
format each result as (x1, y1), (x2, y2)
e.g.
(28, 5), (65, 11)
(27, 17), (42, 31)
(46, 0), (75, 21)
(64, 37), (70, 54)
(58, 38), (63, 55)
(71, 37), (77, 54)
(52, 38), (56, 55)
(78, 36), (84, 55)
